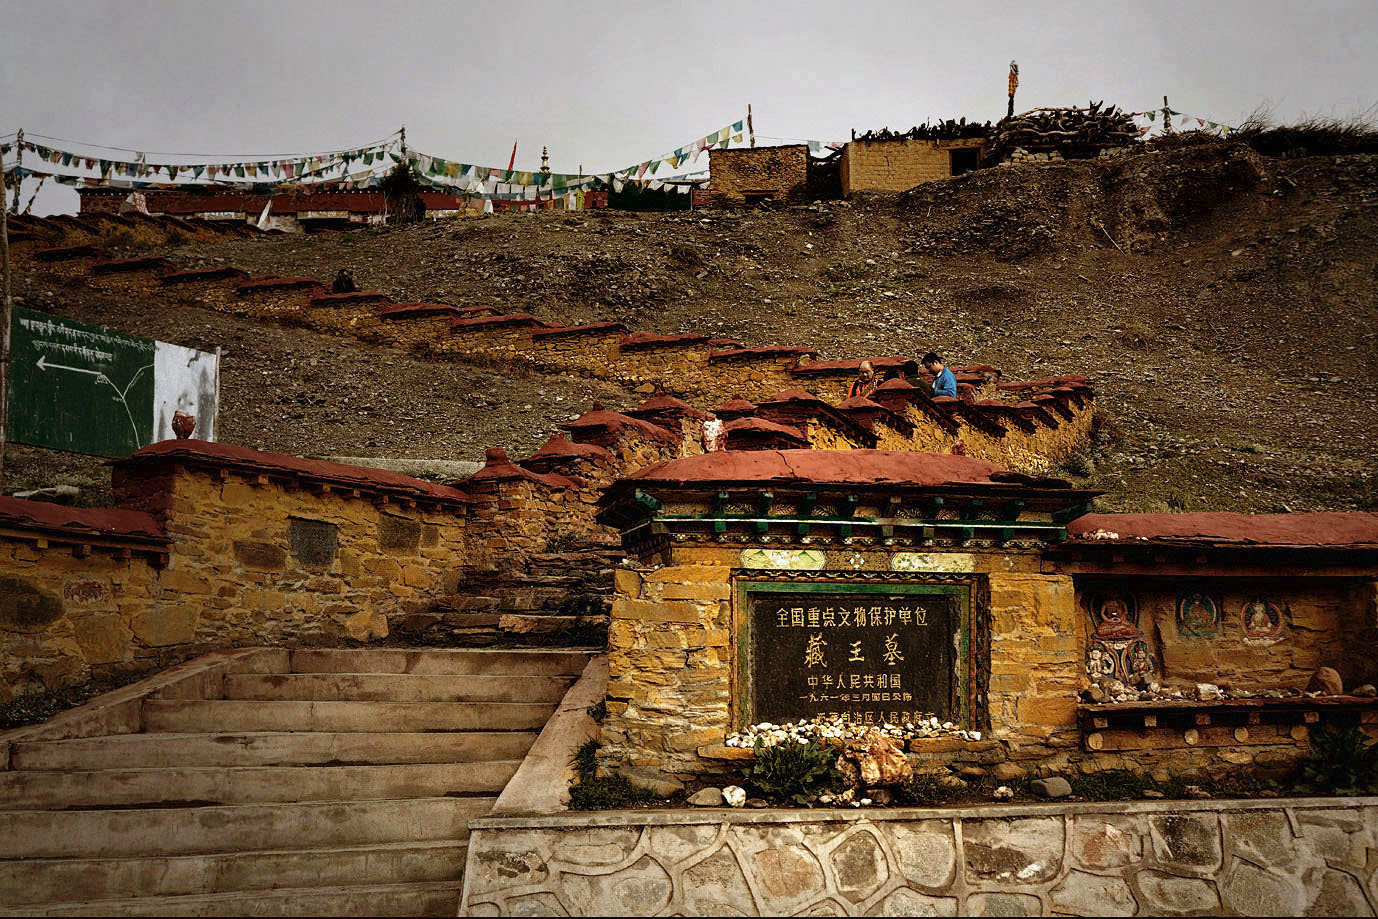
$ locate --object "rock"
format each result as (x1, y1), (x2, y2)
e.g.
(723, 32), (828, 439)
(1184, 785), (1212, 799)
(688, 787), (724, 807)
(1196, 682), (1223, 701)
(993, 785), (1014, 800)
(746, 797), (768, 808)
(1143, 790), (1166, 799)
(1307, 667), (1343, 695)
(869, 788), (895, 806)
(1150, 769), (1172, 785)
(837, 730), (913, 789)
(992, 762), (1028, 782)
(723, 785), (747, 807)
(1030, 777), (1073, 799)
(958, 765), (988, 779)
(1352, 683), (1377, 698)
(618, 765), (685, 798)
(937, 774), (969, 791)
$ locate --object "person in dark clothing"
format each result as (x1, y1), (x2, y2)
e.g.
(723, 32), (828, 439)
(922, 352), (958, 398)
(849, 361), (878, 399)
(331, 268), (357, 293)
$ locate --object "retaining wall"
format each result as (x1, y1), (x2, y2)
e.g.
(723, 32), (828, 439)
(460, 796), (1378, 916)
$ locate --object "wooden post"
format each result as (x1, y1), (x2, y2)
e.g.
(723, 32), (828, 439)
(9, 129), (20, 213)
(0, 146), (12, 492)
(1162, 95), (1173, 134)
(747, 104), (755, 148)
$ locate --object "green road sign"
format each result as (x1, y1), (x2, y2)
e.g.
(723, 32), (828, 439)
(7, 306), (219, 459)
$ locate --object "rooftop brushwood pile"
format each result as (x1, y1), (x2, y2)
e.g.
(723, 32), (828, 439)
(991, 101), (1140, 161)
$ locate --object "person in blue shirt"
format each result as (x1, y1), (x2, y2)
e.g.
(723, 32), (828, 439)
(922, 352), (958, 398)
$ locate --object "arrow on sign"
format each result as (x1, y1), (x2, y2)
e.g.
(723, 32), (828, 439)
(36, 355), (109, 381)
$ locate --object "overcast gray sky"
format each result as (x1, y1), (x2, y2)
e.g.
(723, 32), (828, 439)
(4, 0), (1375, 214)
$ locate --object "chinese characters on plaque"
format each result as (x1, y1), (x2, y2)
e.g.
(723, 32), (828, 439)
(749, 593), (956, 726)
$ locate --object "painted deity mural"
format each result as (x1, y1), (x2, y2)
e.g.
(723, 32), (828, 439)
(1086, 590), (1156, 687)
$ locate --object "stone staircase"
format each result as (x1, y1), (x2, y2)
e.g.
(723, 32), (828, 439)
(405, 545), (624, 646)
(0, 648), (592, 917)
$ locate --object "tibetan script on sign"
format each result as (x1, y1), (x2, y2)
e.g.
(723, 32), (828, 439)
(748, 591), (956, 726)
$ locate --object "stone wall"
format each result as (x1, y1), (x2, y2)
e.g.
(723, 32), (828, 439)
(601, 541), (1377, 781)
(602, 545), (1081, 779)
(708, 146), (809, 206)
(841, 137), (987, 195)
(459, 797), (1378, 917)
(0, 445), (473, 701)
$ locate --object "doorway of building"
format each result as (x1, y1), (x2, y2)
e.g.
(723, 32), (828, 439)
(950, 148), (981, 176)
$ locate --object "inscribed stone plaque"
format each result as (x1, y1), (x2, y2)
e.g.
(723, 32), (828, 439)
(745, 587), (959, 727)
(378, 515), (421, 553)
(289, 518), (338, 568)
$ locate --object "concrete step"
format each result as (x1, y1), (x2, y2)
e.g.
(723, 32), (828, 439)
(220, 672), (573, 703)
(288, 648), (591, 676)
(0, 796), (493, 858)
(11, 731), (538, 770)
(0, 840), (466, 905)
(141, 700), (555, 733)
(0, 879), (462, 917)
(0, 761), (520, 809)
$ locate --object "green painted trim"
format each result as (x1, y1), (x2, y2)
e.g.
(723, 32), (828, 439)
(733, 579), (972, 731)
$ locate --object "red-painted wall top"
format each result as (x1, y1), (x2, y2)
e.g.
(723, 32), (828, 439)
(1067, 512), (1378, 549)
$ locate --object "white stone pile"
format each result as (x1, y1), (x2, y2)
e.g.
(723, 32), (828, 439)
(724, 714), (982, 749)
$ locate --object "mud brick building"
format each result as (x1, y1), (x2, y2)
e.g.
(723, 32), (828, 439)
(840, 136), (989, 195)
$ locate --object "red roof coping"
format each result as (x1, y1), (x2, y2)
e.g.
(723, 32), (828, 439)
(531, 321), (629, 339)
(449, 313), (546, 331)
(790, 356), (911, 374)
(561, 404), (681, 446)
(715, 396), (759, 415)
(0, 496), (165, 546)
(379, 303), (464, 320)
(114, 439), (472, 506)
(875, 378), (919, 392)
(236, 276), (322, 293)
(723, 417), (807, 442)
(160, 266), (250, 284)
(631, 390), (712, 420)
(1066, 512), (1378, 549)
(708, 346), (818, 363)
(90, 256), (176, 276)
(308, 290), (392, 307)
(761, 388), (830, 405)
(464, 447), (578, 490)
(522, 434), (615, 465)
(619, 331), (710, 350)
(625, 449), (1085, 490)
(1000, 375), (1092, 390)
(835, 395), (886, 412)
(34, 245), (111, 262)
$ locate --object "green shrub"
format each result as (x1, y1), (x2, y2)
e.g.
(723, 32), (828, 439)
(566, 740), (655, 810)
(747, 739), (841, 805)
(1303, 725), (1378, 794)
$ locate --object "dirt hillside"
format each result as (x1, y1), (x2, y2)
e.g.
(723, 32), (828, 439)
(10, 141), (1377, 513)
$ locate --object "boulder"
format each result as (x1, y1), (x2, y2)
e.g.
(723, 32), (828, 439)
(836, 730), (914, 789)
(618, 765), (685, 798)
(1352, 683), (1377, 698)
(687, 787), (724, 807)
(1030, 777), (1073, 799)
(1307, 667), (1343, 695)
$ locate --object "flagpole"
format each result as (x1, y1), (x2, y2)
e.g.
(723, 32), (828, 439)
(0, 143), (13, 493)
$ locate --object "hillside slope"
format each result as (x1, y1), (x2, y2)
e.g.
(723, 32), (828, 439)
(12, 142), (1378, 513)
